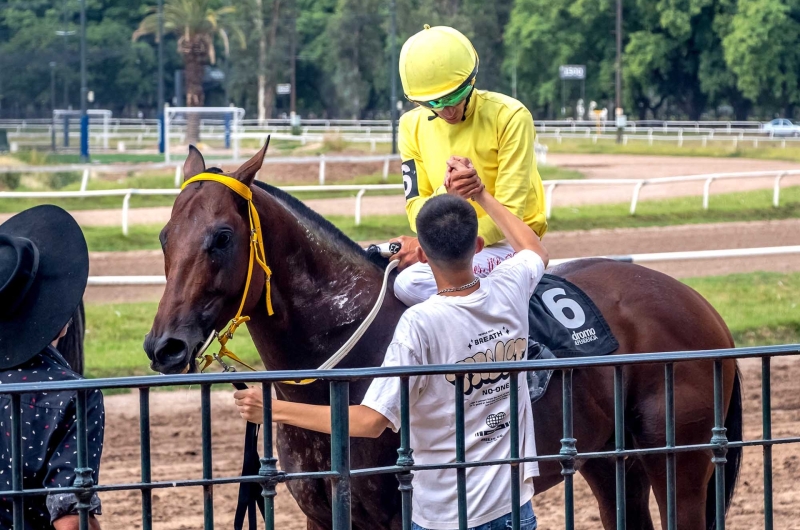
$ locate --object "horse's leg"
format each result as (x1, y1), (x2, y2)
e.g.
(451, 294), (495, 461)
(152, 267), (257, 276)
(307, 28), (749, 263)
(630, 361), (734, 530)
(580, 454), (655, 530)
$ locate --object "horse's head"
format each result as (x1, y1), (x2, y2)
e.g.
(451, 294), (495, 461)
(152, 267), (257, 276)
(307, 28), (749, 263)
(144, 141), (270, 374)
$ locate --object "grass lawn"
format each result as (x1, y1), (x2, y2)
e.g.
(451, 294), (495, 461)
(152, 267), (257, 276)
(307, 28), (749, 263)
(542, 137), (800, 162)
(83, 271), (800, 379)
(684, 272), (800, 347)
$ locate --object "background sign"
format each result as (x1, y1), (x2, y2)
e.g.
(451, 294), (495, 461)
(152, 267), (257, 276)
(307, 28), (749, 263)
(276, 83), (292, 95)
(559, 65), (586, 80)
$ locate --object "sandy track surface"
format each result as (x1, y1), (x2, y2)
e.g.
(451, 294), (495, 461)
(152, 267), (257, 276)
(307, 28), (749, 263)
(97, 353), (800, 529)
(85, 219), (800, 304)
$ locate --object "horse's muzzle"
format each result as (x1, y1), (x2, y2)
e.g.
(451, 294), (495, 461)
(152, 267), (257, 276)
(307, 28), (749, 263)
(144, 333), (197, 374)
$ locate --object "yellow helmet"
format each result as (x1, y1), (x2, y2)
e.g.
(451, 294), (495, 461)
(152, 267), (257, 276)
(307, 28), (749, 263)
(399, 25), (479, 102)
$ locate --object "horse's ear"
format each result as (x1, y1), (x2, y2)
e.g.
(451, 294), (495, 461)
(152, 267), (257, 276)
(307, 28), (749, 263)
(184, 145), (207, 181)
(232, 137), (270, 186)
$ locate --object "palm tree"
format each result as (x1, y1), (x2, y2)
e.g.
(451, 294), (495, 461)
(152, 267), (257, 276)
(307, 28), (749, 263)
(134, 0), (244, 144)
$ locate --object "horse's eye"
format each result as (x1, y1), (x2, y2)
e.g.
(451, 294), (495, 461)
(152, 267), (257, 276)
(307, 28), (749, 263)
(213, 231), (232, 250)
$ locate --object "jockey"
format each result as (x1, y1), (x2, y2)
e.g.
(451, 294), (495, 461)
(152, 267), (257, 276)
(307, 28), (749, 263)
(391, 25), (547, 306)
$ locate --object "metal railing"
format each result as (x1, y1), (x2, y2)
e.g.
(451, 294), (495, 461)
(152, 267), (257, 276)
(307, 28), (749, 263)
(2, 343), (798, 530)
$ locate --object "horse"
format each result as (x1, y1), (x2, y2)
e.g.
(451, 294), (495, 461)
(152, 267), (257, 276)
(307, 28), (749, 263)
(144, 142), (742, 530)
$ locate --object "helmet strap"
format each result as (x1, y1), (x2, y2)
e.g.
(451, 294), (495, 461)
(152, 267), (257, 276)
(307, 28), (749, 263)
(461, 87), (474, 122)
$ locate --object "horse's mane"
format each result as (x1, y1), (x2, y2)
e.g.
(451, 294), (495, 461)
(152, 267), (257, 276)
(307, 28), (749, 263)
(250, 179), (390, 270)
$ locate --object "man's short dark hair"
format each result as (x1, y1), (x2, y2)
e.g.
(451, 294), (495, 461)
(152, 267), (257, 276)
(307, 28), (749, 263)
(417, 195), (478, 264)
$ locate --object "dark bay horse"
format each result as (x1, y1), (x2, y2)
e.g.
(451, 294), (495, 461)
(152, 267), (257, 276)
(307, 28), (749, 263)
(144, 142), (742, 530)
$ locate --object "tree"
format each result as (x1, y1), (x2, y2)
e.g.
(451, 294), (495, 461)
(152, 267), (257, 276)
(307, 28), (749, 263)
(133, 0), (244, 142)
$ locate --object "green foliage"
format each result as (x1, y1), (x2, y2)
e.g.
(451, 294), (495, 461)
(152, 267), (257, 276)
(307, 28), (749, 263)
(3, 0), (800, 125)
(0, 173), (21, 190)
(46, 171), (81, 189)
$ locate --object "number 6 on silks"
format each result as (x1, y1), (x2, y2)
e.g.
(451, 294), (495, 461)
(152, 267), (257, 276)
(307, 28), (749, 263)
(541, 288), (586, 329)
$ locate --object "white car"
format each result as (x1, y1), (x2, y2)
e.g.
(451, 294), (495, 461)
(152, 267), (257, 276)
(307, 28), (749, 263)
(762, 118), (800, 137)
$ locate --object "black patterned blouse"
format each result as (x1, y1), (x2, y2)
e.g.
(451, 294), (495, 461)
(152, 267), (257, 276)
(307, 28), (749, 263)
(0, 346), (104, 529)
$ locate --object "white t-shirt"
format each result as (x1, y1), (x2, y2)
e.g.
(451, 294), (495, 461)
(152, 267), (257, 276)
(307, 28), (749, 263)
(362, 250), (546, 530)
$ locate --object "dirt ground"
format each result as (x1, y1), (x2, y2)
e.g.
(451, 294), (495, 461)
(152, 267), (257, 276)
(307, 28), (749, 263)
(97, 354), (800, 529)
(85, 218), (800, 304)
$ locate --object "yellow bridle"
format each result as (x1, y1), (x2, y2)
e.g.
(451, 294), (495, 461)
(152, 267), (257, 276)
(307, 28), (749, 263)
(181, 173), (274, 373)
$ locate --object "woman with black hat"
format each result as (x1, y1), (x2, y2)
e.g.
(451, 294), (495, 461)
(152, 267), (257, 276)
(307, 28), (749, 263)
(0, 205), (104, 530)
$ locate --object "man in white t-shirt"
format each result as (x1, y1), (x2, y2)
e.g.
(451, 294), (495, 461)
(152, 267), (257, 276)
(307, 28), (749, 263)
(234, 178), (549, 530)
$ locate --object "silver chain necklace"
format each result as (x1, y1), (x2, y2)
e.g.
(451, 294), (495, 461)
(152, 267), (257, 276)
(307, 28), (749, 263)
(437, 277), (480, 295)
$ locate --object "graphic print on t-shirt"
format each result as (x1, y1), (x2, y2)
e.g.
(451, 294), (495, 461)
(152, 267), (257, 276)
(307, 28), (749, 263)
(442, 328), (528, 443)
(444, 328), (527, 395)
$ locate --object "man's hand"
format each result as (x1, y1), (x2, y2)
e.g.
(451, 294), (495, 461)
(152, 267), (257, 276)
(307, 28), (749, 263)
(389, 235), (421, 270)
(446, 156), (484, 200)
(234, 386), (264, 424)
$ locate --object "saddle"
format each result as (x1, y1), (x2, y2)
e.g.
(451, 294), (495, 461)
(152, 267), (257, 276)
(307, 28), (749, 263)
(525, 273), (619, 403)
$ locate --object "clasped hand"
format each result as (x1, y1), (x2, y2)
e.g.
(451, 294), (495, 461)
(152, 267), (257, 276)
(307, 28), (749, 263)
(445, 156), (484, 200)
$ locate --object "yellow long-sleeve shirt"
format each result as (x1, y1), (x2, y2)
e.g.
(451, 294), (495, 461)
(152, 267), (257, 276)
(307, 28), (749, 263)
(399, 89), (547, 246)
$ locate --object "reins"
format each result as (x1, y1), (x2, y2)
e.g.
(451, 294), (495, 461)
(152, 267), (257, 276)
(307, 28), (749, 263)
(179, 173), (399, 383)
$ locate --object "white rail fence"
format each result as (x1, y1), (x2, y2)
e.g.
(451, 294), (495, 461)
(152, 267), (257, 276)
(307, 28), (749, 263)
(85, 245), (800, 286)
(543, 169), (800, 217)
(1, 169), (798, 235)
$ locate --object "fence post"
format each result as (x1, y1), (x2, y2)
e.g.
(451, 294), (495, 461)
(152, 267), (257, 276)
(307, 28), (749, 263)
(175, 165), (183, 187)
(383, 157), (390, 181)
(396, 377), (415, 530)
(665, 364), (677, 530)
(355, 189), (367, 226)
(139, 388), (153, 530)
(260, 382), (282, 530)
(11, 393), (23, 530)
(80, 168), (90, 192)
(330, 381), (352, 530)
(629, 181), (645, 215)
(122, 192), (132, 236)
(74, 389), (94, 530)
(545, 182), (558, 219)
(201, 384), (215, 530)
(455, 375), (468, 530)
(560, 369), (577, 530)
(773, 172), (785, 207)
(510, 371), (521, 530)
(613, 366), (626, 530)
(711, 360), (728, 530)
(762, 357), (774, 530)
(319, 155), (326, 186)
(703, 177), (715, 210)
(678, 129), (683, 147)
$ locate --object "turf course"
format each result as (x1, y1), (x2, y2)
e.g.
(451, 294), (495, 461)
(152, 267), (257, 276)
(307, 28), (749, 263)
(83, 271), (800, 379)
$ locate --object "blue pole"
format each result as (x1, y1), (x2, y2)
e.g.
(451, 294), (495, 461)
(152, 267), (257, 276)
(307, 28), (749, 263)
(158, 114), (165, 154)
(225, 113), (232, 149)
(80, 114), (89, 161)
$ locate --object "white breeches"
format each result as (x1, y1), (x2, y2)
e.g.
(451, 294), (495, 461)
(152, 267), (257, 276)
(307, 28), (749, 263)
(393, 241), (516, 306)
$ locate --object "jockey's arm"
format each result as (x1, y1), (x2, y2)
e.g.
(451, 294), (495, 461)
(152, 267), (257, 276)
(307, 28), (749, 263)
(233, 387), (391, 438)
(475, 107), (541, 246)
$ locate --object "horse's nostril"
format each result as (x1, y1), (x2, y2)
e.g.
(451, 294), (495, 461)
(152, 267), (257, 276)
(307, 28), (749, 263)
(154, 337), (189, 365)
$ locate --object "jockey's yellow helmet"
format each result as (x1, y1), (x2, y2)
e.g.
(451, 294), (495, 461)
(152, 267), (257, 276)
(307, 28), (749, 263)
(399, 25), (479, 103)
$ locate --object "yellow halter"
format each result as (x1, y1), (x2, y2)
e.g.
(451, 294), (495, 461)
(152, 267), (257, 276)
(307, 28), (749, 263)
(181, 173), (274, 373)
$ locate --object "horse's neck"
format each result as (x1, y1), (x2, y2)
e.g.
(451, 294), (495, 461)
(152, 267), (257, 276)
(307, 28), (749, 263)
(248, 188), (405, 381)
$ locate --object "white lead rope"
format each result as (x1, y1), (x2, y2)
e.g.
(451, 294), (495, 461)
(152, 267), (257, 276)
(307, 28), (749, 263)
(317, 259), (399, 370)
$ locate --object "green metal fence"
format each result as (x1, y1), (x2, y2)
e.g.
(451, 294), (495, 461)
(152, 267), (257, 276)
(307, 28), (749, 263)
(3, 343), (800, 530)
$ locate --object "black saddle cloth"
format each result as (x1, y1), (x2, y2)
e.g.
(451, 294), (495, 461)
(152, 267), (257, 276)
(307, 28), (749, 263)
(525, 273), (619, 403)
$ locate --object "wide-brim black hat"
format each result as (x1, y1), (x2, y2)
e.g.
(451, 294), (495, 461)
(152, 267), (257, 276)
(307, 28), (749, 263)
(0, 205), (88, 369)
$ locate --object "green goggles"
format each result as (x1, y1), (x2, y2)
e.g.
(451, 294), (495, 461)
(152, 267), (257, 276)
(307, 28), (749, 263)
(413, 83), (474, 110)
(408, 64), (479, 110)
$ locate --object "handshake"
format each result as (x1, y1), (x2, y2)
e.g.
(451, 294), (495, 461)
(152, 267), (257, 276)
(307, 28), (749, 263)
(445, 156), (485, 201)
